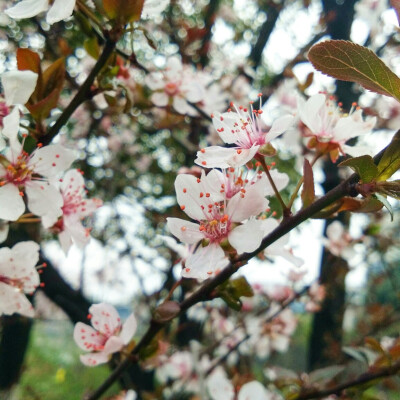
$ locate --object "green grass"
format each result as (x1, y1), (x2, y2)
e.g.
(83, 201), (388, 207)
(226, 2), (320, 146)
(17, 320), (120, 400)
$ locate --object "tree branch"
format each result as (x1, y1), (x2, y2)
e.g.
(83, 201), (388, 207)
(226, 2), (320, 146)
(42, 35), (118, 146)
(295, 360), (400, 400)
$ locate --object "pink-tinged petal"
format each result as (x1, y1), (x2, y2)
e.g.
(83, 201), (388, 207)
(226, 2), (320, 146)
(175, 173), (212, 221)
(25, 182), (63, 226)
(80, 351), (110, 367)
(182, 243), (229, 281)
(165, 56), (182, 80)
(184, 82), (205, 103)
(5, 0), (49, 20)
(0, 282), (34, 317)
(212, 111), (243, 144)
(120, 313), (137, 344)
(90, 303), (121, 337)
(207, 367), (235, 400)
(61, 169), (85, 193)
(172, 96), (196, 115)
(46, 0), (75, 23)
(195, 146), (237, 169)
(1, 70), (38, 105)
(73, 322), (105, 352)
(151, 92), (169, 107)
(141, 0), (170, 18)
(228, 219), (265, 254)
(238, 381), (274, 400)
(0, 184), (25, 221)
(157, 235), (189, 259)
(226, 146), (259, 168)
(30, 144), (76, 177)
(266, 114), (294, 141)
(144, 73), (165, 90)
(2, 107), (20, 141)
(297, 94), (325, 133)
(58, 230), (73, 254)
(167, 217), (204, 245)
(226, 182), (269, 222)
(104, 335), (124, 355)
(63, 217), (90, 249)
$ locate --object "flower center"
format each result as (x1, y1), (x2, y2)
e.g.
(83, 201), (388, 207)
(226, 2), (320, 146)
(2, 153), (33, 186)
(164, 82), (179, 96)
(199, 214), (230, 242)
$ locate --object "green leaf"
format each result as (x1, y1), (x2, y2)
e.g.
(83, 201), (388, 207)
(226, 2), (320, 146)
(376, 130), (400, 181)
(308, 40), (400, 102)
(308, 365), (345, 385)
(375, 193), (394, 221)
(84, 37), (100, 60)
(339, 155), (379, 183)
(301, 159), (315, 208)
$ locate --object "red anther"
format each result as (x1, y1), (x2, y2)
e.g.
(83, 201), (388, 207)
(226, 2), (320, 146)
(200, 192), (204, 197)
(249, 101), (254, 105)
(227, 108), (232, 112)
(197, 178), (201, 183)
(257, 93), (262, 97)
(37, 143), (43, 148)
(183, 188), (187, 193)
(87, 314), (92, 319)
(338, 102), (343, 107)
(52, 163), (56, 167)
(22, 133), (28, 138)
(180, 205), (185, 210)
(39, 282), (45, 287)
(237, 149), (242, 154)
(352, 102), (357, 106)
(230, 101), (234, 107)
(42, 263), (47, 267)
(258, 110), (263, 114)
(210, 113), (214, 118)
(202, 161), (207, 166)
(19, 191), (24, 197)
(271, 162), (276, 166)
(243, 108), (247, 112)
(205, 193), (210, 197)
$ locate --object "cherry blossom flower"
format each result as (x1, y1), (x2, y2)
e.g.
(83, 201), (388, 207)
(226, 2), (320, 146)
(207, 367), (281, 400)
(48, 169), (103, 253)
(297, 93), (376, 162)
(167, 168), (272, 280)
(73, 303), (137, 366)
(195, 101), (294, 168)
(145, 56), (205, 115)
(244, 306), (297, 359)
(0, 241), (40, 318)
(0, 134), (76, 223)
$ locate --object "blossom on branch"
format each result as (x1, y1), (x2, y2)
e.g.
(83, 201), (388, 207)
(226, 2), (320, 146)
(74, 303), (137, 366)
(145, 56), (205, 115)
(0, 241), (40, 318)
(167, 168), (278, 280)
(195, 100), (294, 168)
(48, 169), (103, 253)
(297, 93), (376, 162)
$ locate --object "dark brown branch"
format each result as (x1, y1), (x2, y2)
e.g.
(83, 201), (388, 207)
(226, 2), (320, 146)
(295, 360), (400, 400)
(42, 35), (118, 146)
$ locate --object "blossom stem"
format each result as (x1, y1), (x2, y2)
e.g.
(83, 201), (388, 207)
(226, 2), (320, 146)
(76, 0), (102, 27)
(287, 152), (322, 210)
(164, 279), (183, 302)
(255, 154), (289, 216)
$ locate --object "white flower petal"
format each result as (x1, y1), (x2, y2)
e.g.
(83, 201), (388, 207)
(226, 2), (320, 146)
(73, 322), (104, 352)
(267, 114), (294, 141)
(25, 181), (63, 225)
(150, 91), (169, 107)
(1, 70), (38, 106)
(0, 282), (35, 317)
(90, 303), (121, 336)
(182, 244), (229, 281)
(2, 107), (20, 141)
(80, 351), (110, 367)
(167, 217), (204, 245)
(46, 0), (76, 24)
(238, 381), (274, 400)
(228, 219), (266, 254)
(5, 0), (49, 20)
(0, 184), (25, 221)
(29, 144), (76, 177)
(120, 313), (137, 344)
